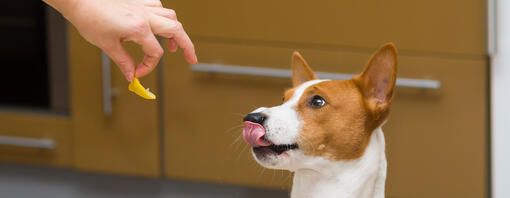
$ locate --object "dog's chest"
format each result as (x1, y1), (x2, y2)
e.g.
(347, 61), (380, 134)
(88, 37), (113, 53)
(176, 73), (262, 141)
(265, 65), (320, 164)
(290, 129), (387, 198)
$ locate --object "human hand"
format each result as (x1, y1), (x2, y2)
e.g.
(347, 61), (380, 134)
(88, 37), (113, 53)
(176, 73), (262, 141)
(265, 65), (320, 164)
(45, 0), (197, 81)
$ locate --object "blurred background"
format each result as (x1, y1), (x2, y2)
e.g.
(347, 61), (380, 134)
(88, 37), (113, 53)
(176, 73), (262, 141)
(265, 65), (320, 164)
(0, 0), (507, 197)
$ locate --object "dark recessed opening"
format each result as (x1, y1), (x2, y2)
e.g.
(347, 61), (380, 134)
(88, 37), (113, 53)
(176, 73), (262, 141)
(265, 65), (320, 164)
(0, 1), (69, 114)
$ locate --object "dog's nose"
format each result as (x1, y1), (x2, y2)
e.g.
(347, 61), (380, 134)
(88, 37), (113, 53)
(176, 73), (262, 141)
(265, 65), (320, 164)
(243, 113), (266, 125)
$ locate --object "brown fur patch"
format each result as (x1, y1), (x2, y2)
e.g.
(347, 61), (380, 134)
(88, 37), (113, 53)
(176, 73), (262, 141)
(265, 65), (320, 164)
(283, 88), (296, 103)
(296, 80), (374, 160)
(292, 43), (397, 161)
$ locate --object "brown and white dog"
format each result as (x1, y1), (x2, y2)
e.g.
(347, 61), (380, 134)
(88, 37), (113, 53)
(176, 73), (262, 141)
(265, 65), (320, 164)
(242, 43), (397, 198)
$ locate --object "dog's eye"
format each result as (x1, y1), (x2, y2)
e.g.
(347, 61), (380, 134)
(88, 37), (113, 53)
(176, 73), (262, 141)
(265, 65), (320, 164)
(282, 96), (285, 102)
(309, 95), (326, 109)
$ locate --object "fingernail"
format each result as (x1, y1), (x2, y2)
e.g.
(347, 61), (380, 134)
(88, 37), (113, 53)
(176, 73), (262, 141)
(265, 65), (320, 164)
(193, 54), (198, 63)
(125, 72), (134, 82)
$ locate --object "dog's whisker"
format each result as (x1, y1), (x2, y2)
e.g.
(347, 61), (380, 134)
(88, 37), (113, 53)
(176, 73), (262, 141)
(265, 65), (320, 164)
(234, 144), (250, 162)
(224, 124), (244, 134)
(234, 143), (245, 157)
(230, 134), (243, 146)
(232, 139), (247, 161)
(240, 143), (249, 154)
(230, 134), (247, 152)
(230, 139), (242, 151)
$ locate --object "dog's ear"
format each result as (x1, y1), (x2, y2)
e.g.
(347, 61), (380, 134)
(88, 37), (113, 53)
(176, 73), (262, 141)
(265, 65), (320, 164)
(292, 51), (318, 87)
(353, 43), (398, 121)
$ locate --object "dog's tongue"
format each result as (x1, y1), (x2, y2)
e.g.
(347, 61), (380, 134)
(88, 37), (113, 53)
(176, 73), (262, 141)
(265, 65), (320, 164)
(243, 121), (272, 147)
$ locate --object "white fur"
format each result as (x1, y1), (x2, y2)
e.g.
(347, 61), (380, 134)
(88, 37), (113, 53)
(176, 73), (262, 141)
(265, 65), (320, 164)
(249, 79), (387, 198)
(290, 128), (387, 198)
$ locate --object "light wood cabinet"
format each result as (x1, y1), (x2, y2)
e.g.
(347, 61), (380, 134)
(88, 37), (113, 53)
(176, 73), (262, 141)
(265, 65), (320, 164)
(0, 112), (72, 166)
(164, 0), (484, 56)
(0, 0), (488, 197)
(69, 27), (161, 177)
(161, 1), (488, 195)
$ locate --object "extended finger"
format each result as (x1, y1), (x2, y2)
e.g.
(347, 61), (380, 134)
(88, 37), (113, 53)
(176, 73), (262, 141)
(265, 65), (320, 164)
(149, 15), (197, 63)
(172, 29), (197, 64)
(148, 7), (177, 20)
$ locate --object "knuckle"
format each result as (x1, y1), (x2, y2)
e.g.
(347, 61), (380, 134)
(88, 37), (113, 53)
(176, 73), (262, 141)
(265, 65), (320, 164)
(146, 45), (164, 58)
(172, 21), (183, 31)
(176, 21), (183, 29)
(144, 61), (156, 69)
(153, 48), (164, 57)
(115, 58), (131, 68)
(135, 22), (149, 32)
(167, 9), (176, 17)
(161, 12), (175, 19)
(127, 20), (149, 35)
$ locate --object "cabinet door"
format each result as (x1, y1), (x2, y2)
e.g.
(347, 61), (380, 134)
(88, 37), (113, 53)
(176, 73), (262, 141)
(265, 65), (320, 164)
(165, 0), (484, 56)
(384, 56), (487, 198)
(0, 112), (71, 166)
(163, 43), (296, 189)
(163, 41), (487, 196)
(69, 27), (161, 177)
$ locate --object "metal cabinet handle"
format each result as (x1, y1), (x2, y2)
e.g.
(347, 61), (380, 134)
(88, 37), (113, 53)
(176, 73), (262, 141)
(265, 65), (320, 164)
(488, 0), (497, 56)
(101, 51), (113, 115)
(190, 63), (441, 89)
(0, 136), (56, 149)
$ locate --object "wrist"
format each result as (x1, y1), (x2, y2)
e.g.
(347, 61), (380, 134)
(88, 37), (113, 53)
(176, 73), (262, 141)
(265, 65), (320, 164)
(43, 0), (81, 21)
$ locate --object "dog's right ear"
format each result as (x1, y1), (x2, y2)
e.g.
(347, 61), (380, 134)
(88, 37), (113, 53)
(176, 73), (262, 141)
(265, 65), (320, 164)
(292, 51), (318, 87)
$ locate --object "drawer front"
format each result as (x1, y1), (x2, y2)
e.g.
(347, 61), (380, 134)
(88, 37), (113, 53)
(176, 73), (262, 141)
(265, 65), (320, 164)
(165, 0), (484, 55)
(0, 112), (71, 166)
(164, 41), (487, 195)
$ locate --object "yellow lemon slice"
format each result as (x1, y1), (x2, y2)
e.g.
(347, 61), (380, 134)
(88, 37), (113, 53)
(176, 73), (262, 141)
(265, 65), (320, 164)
(128, 78), (156, 99)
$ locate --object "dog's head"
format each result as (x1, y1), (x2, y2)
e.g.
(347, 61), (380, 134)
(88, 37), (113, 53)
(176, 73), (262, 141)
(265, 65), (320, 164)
(242, 44), (397, 170)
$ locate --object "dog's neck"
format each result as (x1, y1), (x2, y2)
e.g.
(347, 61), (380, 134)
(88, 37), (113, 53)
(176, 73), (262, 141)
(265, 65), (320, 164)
(290, 128), (387, 198)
